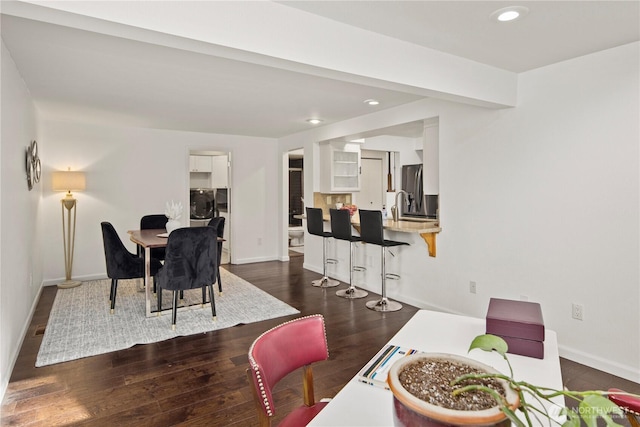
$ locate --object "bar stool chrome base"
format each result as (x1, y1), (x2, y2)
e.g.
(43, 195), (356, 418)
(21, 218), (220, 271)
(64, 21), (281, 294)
(312, 276), (340, 288)
(366, 297), (402, 312)
(336, 286), (368, 299)
(308, 207), (339, 288)
(358, 209), (409, 314)
(336, 235), (367, 298)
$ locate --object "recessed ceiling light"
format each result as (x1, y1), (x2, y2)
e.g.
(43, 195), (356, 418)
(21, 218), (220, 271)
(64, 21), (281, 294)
(490, 6), (529, 22)
(306, 118), (323, 125)
(364, 99), (380, 106)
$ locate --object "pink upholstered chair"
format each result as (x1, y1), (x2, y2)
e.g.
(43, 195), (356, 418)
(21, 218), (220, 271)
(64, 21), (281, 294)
(246, 314), (329, 427)
(609, 388), (640, 427)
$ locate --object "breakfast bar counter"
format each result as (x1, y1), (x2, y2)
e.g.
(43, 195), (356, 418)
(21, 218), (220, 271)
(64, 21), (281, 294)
(379, 218), (441, 234)
(313, 212), (442, 257)
(355, 215), (441, 257)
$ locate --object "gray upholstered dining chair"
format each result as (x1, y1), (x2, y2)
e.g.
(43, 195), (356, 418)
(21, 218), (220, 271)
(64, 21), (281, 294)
(156, 226), (218, 329)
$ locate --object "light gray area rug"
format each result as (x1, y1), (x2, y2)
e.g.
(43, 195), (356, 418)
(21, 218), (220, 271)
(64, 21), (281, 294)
(36, 269), (299, 367)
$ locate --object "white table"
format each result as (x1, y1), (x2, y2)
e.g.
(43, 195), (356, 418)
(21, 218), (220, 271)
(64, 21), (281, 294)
(309, 310), (564, 426)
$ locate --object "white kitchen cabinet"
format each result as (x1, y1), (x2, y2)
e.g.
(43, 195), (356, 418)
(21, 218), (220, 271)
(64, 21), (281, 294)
(211, 155), (228, 188)
(189, 155), (212, 172)
(319, 142), (361, 192)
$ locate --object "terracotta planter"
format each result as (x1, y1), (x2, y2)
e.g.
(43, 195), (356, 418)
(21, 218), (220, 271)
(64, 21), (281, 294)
(387, 353), (520, 427)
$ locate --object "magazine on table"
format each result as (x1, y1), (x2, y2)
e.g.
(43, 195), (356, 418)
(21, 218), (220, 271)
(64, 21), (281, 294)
(357, 344), (421, 390)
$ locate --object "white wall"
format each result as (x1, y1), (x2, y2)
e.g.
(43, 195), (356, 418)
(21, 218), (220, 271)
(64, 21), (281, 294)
(429, 41), (639, 379)
(0, 41), (42, 397)
(39, 120), (280, 285)
(280, 42), (640, 381)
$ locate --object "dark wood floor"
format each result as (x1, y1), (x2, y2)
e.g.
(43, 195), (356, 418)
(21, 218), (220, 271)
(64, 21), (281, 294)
(2, 257), (639, 426)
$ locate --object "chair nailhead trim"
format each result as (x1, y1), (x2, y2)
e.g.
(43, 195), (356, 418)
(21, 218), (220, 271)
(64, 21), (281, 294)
(623, 407), (640, 417)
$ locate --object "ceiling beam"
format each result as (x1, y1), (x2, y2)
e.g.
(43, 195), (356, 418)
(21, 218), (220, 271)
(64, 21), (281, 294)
(4, 1), (518, 109)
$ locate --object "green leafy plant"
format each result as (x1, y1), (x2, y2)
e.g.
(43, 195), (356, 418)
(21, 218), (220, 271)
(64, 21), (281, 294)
(452, 334), (634, 427)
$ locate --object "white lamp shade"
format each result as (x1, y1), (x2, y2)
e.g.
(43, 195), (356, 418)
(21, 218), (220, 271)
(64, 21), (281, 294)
(52, 171), (86, 192)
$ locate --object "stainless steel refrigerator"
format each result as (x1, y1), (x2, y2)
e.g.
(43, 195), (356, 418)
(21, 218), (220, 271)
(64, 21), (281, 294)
(401, 164), (438, 219)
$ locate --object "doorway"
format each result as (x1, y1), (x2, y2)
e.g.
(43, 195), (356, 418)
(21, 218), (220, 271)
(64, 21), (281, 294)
(359, 157), (384, 211)
(188, 149), (231, 265)
(287, 148), (304, 258)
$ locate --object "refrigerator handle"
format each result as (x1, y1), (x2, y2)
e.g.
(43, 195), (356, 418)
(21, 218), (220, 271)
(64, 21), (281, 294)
(415, 167), (423, 212)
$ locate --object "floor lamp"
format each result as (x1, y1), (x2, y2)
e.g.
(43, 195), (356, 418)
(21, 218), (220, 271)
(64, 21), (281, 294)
(52, 168), (86, 289)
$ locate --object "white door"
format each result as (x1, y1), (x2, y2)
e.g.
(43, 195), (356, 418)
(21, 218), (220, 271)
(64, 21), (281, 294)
(359, 158), (384, 210)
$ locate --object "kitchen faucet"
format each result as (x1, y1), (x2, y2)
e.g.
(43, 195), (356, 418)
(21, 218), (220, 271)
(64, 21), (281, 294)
(391, 190), (408, 222)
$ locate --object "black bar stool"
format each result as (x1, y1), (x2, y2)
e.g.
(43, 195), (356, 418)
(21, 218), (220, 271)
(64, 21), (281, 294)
(330, 209), (368, 299)
(358, 209), (409, 312)
(306, 207), (339, 288)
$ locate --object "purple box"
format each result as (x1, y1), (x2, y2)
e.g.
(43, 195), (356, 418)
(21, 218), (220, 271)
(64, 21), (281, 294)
(499, 335), (544, 359)
(486, 298), (545, 341)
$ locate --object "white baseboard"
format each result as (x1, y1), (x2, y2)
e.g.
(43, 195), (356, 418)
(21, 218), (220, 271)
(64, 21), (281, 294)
(233, 255), (279, 265)
(302, 262), (322, 275)
(558, 345), (640, 383)
(1, 281), (44, 402)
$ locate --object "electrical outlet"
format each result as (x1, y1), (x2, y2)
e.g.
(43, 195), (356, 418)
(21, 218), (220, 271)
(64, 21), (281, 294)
(572, 303), (584, 320)
(469, 281), (477, 294)
(257, 237), (262, 245)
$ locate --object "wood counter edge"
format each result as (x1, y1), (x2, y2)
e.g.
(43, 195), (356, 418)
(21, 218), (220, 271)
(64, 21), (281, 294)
(297, 213), (441, 257)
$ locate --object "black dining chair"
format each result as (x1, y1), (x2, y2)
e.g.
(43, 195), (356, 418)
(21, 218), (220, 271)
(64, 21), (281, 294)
(101, 222), (163, 314)
(156, 227), (218, 329)
(330, 208), (368, 299)
(358, 209), (409, 312)
(139, 214), (168, 261)
(207, 216), (225, 294)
